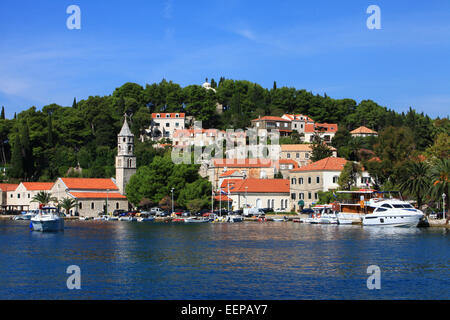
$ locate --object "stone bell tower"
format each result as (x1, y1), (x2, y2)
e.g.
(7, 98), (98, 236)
(116, 115), (137, 195)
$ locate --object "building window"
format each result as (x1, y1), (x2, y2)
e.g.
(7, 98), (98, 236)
(166, 114), (170, 118)
(291, 178), (297, 185)
(28, 193), (30, 198)
(166, 123), (170, 127)
(79, 202), (82, 209)
(267, 199), (271, 208)
(315, 193), (318, 200)
(156, 114), (161, 118)
(308, 177), (312, 184)
(305, 153), (309, 159)
(116, 203), (119, 209)
(271, 199), (274, 208)
(308, 192), (312, 199)
(176, 123), (179, 127)
(10, 194), (12, 198)
(175, 114), (179, 118)
(316, 177), (320, 183)
(296, 153), (300, 158)
(299, 178), (303, 184)
(91, 202), (94, 210)
(333, 176), (339, 183)
(291, 193), (296, 200)
(287, 153), (291, 159)
(17, 194), (20, 199)
(299, 193), (304, 200)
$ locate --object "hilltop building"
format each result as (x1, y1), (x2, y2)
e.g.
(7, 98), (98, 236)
(350, 126), (378, 138)
(147, 113), (186, 141)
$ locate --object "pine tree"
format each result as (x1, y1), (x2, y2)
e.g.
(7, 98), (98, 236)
(72, 98), (77, 108)
(273, 81), (277, 90)
(0, 106), (5, 120)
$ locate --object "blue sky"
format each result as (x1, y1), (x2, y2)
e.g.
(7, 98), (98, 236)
(0, 0), (449, 119)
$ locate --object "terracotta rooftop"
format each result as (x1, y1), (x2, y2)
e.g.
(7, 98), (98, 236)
(214, 195), (232, 202)
(0, 183), (19, 192)
(291, 157), (347, 172)
(275, 159), (299, 169)
(69, 192), (126, 199)
(213, 158), (274, 168)
(281, 144), (336, 151)
(282, 114), (315, 122)
(227, 179), (290, 194)
(60, 178), (118, 190)
(252, 116), (290, 122)
(220, 169), (240, 177)
(350, 126), (378, 135)
(305, 123), (338, 133)
(22, 182), (54, 191)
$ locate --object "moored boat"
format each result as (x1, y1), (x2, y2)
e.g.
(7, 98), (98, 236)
(31, 207), (64, 232)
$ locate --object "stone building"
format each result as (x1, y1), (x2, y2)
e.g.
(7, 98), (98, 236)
(115, 116), (137, 195)
(6, 182), (55, 211)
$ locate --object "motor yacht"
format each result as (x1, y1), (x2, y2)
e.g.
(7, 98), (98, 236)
(363, 198), (426, 227)
(31, 207), (64, 232)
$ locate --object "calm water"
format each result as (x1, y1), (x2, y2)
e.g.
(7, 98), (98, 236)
(0, 220), (448, 300)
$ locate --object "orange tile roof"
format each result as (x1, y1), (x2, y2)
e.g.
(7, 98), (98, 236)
(213, 158), (274, 168)
(214, 195), (232, 202)
(283, 114), (315, 122)
(276, 159), (299, 169)
(291, 157), (347, 172)
(60, 178), (118, 190)
(281, 144), (313, 152)
(252, 116), (290, 122)
(228, 179), (290, 193)
(350, 126), (378, 135)
(70, 192), (126, 199)
(220, 169), (239, 177)
(22, 182), (54, 191)
(152, 113), (185, 119)
(305, 123), (338, 133)
(0, 183), (19, 192)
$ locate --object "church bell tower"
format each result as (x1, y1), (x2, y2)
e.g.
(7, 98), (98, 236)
(116, 115), (137, 195)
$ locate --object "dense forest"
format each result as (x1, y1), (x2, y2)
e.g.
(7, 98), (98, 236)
(1, 78), (448, 211)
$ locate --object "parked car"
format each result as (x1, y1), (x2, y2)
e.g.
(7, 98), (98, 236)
(113, 209), (126, 217)
(150, 207), (164, 215)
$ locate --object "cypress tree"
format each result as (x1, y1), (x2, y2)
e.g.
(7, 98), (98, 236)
(10, 131), (24, 179)
(0, 106), (5, 119)
(72, 97), (77, 108)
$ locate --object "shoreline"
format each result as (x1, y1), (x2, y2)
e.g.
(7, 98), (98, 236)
(1, 214), (449, 228)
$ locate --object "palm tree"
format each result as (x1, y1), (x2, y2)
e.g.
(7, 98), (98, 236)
(59, 197), (77, 216)
(31, 191), (58, 207)
(399, 161), (430, 208)
(429, 158), (450, 217)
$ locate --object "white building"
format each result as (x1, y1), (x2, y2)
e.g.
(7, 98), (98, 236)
(7, 182), (55, 211)
(289, 157), (372, 211)
(350, 126), (378, 138)
(148, 113), (186, 141)
(221, 178), (291, 211)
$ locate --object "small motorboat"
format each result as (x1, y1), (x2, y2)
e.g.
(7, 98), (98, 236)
(14, 210), (37, 221)
(137, 216), (155, 222)
(105, 216), (119, 221)
(225, 215), (244, 223)
(79, 216), (93, 221)
(184, 217), (209, 223)
(31, 207), (64, 232)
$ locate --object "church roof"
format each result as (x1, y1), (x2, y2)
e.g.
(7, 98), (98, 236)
(119, 118), (133, 137)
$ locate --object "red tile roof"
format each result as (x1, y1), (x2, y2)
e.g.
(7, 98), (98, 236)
(283, 114), (315, 122)
(291, 157), (347, 172)
(69, 192), (126, 199)
(214, 195), (232, 202)
(223, 179), (289, 194)
(350, 126), (378, 135)
(305, 123), (338, 133)
(213, 158), (274, 168)
(275, 159), (299, 169)
(60, 178), (118, 190)
(220, 169), (239, 177)
(0, 184), (19, 192)
(152, 113), (185, 119)
(22, 182), (54, 191)
(252, 116), (290, 122)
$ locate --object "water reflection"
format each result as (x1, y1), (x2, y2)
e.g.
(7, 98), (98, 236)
(0, 220), (448, 299)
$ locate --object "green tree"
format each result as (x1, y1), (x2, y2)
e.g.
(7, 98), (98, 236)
(310, 133), (333, 162)
(429, 159), (449, 216)
(31, 191), (58, 206)
(59, 197), (77, 215)
(338, 162), (362, 190)
(398, 161), (430, 208)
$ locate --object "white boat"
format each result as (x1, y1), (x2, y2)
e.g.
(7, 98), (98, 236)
(14, 210), (38, 220)
(184, 217), (209, 223)
(105, 216), (119, 221)
(225, 215), (244, 223)
(118, 216), (136, 221)
(302, 205), (338, 224)
(137, 216), (155, 222)
(79, 216), (93, 221)
(31, 207), (64, 232)
(362, 199), (426, 227)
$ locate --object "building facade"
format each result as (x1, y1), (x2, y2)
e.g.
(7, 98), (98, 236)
(6, 182), (55, 211)
(148, 113), (186, 141)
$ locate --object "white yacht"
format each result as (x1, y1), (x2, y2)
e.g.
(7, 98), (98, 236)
(302, 205), (338, 224)
(31, 207), (64, 232)
(14, 210), (38, 221)
(362, 199), (425, 227)
(225, 215), (244, 223)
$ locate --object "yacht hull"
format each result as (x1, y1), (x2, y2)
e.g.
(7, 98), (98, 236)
(31, 218), (64, 232)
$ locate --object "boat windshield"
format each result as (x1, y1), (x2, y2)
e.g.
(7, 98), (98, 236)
(393, 204), (414, 209)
